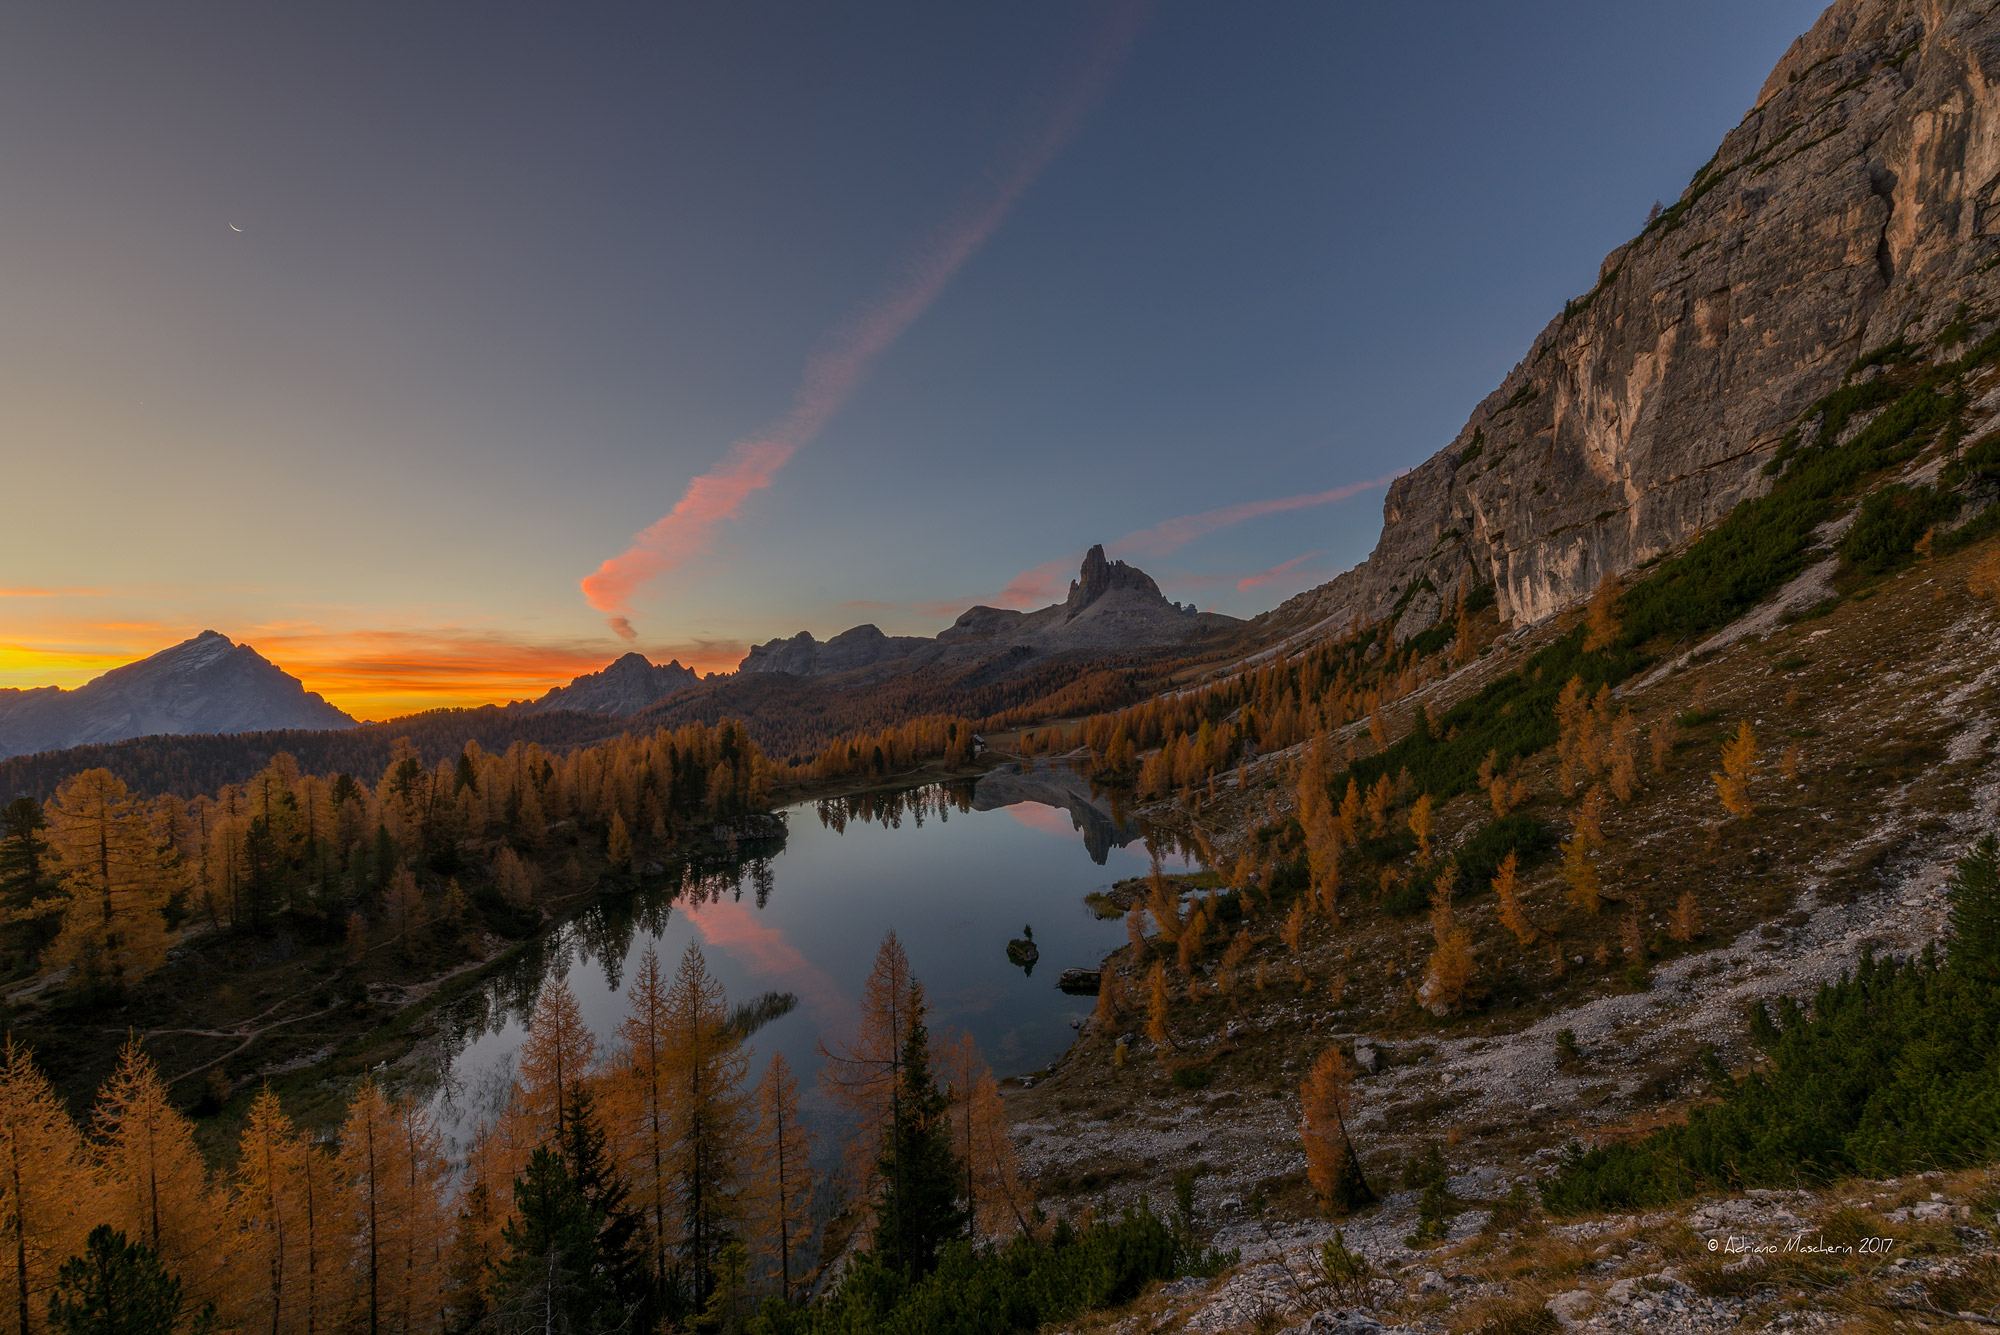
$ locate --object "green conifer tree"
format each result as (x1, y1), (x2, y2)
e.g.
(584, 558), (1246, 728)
(1948, 833), (2000, 978)
(47, 1226), (188, 1335)
(870, 984), (966, 1281)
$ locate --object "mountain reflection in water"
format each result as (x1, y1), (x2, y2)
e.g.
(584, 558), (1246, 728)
(422, 773), (1191, 1155)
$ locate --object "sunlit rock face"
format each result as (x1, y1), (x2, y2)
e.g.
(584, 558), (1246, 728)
(0, 631), (356, 759)
(1279, 0), (2000, 634)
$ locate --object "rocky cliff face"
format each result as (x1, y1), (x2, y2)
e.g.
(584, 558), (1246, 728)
(738, 624), (933, 676)
(0, 631), (356, 759)
(1281, 0), (2000, 641)
(520, 652), (698, 716)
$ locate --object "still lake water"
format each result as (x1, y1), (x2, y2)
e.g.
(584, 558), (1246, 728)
(423, 770), (1191, 1152)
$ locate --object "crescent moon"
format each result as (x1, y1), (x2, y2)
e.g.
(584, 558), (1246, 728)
(229, 223), (243, 232)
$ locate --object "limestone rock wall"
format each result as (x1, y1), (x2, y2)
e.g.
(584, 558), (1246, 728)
(1281, 0), (2000, 637)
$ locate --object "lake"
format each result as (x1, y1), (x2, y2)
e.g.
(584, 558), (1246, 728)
(421, 765), (1192, 1152)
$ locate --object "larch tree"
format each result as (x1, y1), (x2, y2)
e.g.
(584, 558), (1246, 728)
(938, 1032), (1027, 1240)
(607, 946), (677, 1299)
(820, 932), (916, 1212)
(1492, 851), (1537, 946)
(1407, 794), (1435, 867)
(663, 943), (748, 1310)
(0, 1038), (98, 1335)
(746, 1053), (816, 1302)
(231, 1087), (309, 1335)
(519, 974), (597, 1144)
(1145, 961), (1175, 1053)
(383, 1096), (450, 1335)
(1714, 722), (1759, 817)
(336, 1081), (393, 1335)
(1298, 1047), (1373, 1213)
(42, 771), (174, 993)
(89, 1038), (223, 1315)
(1581, 571), (1623, 653)
(1417, 872), (1474, 1016)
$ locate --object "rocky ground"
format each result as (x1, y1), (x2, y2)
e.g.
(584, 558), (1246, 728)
(1004, 534), (2000, 1331)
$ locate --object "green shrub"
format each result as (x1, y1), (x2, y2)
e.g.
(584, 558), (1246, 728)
(1541, 837), (2000, 1215)
(1838, 483), (1960, 574)
(750, 1204), (1204, 1335)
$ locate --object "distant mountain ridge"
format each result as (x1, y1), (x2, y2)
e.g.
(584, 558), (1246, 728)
(0, 631), (356, 761)
(739, 545), (1237, 678)
(519, 652), (698, 717)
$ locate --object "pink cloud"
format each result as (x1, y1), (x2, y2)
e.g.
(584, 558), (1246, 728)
(1110, 472), (1407, 561)
(1003, 803), (1078, 838)
(684, 898), (847, 1018)
(1237, 549), (1325, 591)
(950, 470), (1401, 620)
(580, 4), (1150, 639)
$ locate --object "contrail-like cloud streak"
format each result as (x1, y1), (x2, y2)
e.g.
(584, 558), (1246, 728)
(1111, 471), (1407, 560)
(582, 3), (1150, 638)
(1236, 549), (1323, 591)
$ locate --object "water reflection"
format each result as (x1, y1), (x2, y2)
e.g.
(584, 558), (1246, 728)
(421, 771), (1194, 1156)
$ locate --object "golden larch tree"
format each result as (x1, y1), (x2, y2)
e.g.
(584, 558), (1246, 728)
(746, 1052), (815, 1301)
(0, 1038), (99, 1335)
(663, 942), (749, 1306)
(1492, 851), (1537, 946)
(1418, 873), (1475, 1015)
(1298, 1047), (1373, 1212)
(1582, 572), (1622, 653)
(91, 1037), (225, 1313)
(43, 770), (175, 991)
(1714, 722), (1758, 817)
(1145, 961), (1175, 1053)
(820, 931), (915, 1209)
(518, 973), (597, 1142)
(607, 946), (676, 1294)
(938, 1033), (1028, 1240)
(1407, 794), (1434, 867)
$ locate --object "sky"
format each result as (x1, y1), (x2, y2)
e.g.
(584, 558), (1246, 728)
(0, 1), (1828, 719)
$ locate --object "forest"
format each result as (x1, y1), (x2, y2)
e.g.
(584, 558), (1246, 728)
(0, 929), (1086, 1334)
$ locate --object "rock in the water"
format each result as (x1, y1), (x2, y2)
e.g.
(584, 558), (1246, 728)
(1006, 939), (1040, 969)
(1056, 967), (1101, 994)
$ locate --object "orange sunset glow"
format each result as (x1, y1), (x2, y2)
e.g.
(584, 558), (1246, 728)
(0, 618), (744, 722)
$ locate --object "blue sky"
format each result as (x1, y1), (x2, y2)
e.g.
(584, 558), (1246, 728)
(0, 1), (1826, 713)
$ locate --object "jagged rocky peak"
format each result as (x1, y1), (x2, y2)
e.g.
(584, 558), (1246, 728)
(738, 623), (931, 676)
(0, 631), (357, 760)
(1277, 0), (2000, 642)
(1063, 544), (1166, 620)
(522, 652), (698, 717)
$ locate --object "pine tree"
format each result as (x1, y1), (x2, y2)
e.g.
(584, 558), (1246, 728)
(489, 1149), (608, 1335)
(870, 986), (965, 1281)
(1947, 834), (2000, 978)
(556, 1085), (644, 1326)
(0, 1039), (98, 1335)
(46, 1227), (182, 1335)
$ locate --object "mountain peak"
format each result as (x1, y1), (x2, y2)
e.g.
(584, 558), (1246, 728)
(0, 633), (355, 759)
(1064, 544), (1165, 620)
(521, 652), (698, 717)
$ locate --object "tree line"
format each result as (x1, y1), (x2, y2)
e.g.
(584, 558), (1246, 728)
(0, 930), (1026, 1335)
(0, 720), (774, 998)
